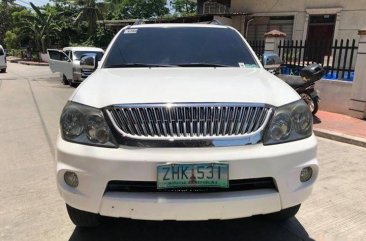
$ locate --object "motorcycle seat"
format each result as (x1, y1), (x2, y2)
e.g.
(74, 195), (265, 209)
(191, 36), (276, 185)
(283, 78), (305, 88)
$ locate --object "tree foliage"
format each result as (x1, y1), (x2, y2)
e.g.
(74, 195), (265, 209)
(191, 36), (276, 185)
(17, 3), (61, 53)
(73, 0), (104, 35)
(4, 0), (174, 53)
(106, 0), (169, 20)
(171, 0), (197, 15)
(0, 0), (22, 47)
(4, 30), (19, 49)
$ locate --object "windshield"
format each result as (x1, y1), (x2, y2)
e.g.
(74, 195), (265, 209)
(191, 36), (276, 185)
(74, 51), (103, 61)
(103, 27), (259, 68)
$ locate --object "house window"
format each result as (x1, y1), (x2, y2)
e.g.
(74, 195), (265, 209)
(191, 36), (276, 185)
(247, 16), (294, 41)
(198, 0), (231, 14)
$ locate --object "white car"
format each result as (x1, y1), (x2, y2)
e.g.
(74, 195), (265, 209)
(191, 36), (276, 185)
(56, 24), (318, 227)
(0, 45), (7, 73)
(47, 47), (104, 87)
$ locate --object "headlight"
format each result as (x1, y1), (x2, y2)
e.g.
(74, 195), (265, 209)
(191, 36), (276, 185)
(60, 102), (117, 147)
(263, 100), (312, 145)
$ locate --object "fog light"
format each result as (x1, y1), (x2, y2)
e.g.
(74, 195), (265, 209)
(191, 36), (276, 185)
(64, 171), (79, 187)
(300, 167), (313, 182)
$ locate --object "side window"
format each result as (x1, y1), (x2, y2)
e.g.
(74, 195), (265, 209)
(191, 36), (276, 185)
(69, 51), (73, 60)
(49, 50), (62, 60)
(48, 50), (70, 62)
(60, 53), (70, 62)
(0, 48), (4, 56)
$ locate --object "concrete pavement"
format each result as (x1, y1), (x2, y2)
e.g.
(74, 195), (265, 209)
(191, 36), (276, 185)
(0, 63), (73, 241)
(1, 62), (366, 241)
(314, 111), (366, 148)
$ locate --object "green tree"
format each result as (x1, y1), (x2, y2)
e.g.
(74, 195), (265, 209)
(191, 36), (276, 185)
(171, 0), (196, 15)
(0, 0), (16, 46)
(18, 2), (61, 53)
(106, 0), (169, 19)
(74, 0), (104, 35)
(4, 30), (19, 49)
(46, 1), (80, 47)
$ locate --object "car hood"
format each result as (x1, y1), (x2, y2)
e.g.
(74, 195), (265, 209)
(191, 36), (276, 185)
(71, 67), (300, 108)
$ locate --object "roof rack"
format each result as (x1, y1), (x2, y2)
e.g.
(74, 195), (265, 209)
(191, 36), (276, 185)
(133, 19), (145, 25)
(208, 19), (223, 25)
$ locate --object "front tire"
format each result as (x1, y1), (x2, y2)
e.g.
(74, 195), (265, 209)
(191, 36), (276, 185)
(62, 75), (69, 85)
(300, 93), (319, 115)
(312, 100), (319, 115)
(69, 80), (78, 88)
(264, 204), (301, 221)
(66, 204), (100, 227)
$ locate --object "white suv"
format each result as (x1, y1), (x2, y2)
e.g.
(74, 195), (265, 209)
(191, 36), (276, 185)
(57, 24), (318, 227)
(0, 45), (7, 73)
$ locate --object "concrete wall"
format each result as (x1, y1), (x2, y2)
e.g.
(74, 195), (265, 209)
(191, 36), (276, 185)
(280, 75), (353, 115)
(230, 0), (366, 42)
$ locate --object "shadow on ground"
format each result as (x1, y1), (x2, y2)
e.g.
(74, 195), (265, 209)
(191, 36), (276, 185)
(69, 216), (314, 241)
(313, 115), (322, 124)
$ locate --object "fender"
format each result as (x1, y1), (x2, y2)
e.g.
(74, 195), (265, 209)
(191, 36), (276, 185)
(306, 88), (320, 102)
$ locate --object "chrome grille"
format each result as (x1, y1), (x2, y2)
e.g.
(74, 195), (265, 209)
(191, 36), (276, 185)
(106, 103), (272, 140)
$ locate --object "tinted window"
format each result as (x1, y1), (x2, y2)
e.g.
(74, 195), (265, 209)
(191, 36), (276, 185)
(49, 51), (69, 61)
(0, 48), (4, 56)
(49, 51), (62, 60)
(104, 27), (258, 68)
(74, 51), (103, 61)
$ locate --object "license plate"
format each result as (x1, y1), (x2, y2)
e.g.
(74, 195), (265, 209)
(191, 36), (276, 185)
(157, 163), (229, 189)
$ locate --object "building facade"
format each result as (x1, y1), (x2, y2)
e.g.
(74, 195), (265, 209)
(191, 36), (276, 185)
(199, 0), (366, 45)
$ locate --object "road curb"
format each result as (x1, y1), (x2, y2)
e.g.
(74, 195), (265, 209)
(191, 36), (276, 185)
(314, 128), (366, 148)
(18, 61), (49, 66)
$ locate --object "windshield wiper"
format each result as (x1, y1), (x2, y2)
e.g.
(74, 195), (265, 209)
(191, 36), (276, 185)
(175, 63), (231, 67)
(106, 63), (176, 68)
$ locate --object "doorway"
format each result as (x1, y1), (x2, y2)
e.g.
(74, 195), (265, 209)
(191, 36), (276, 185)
(306, 14), (336, 61)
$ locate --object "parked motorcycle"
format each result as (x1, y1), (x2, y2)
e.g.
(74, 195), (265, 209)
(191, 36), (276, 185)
(292, 64), (325, 114)
(263, 53), (324, 115)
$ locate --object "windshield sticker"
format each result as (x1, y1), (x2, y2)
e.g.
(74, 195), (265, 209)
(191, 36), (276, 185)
(124, 29), (138, 34)
(238, 62), (245, 68)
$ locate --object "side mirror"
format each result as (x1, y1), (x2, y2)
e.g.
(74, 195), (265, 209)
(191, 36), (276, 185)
(300, 64), (325, 82)
(80, 54), (97, 70)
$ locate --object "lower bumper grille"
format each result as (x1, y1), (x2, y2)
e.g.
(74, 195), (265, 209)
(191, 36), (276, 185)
(105, 178), (276, 193)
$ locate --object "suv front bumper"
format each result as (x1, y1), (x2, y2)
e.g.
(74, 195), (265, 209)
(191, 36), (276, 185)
(56, 135), (318, 221)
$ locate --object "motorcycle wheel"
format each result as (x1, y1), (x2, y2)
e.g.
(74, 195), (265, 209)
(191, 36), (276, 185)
(300, 93), (319, 115)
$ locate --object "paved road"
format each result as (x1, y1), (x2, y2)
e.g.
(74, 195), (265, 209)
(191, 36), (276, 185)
(1, 62), (365, 241)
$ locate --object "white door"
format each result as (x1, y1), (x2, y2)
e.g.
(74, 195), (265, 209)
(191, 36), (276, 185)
(47, 49), (73, 80)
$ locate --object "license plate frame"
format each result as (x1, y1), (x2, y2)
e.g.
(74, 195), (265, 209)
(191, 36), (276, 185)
(157, 163), (229, 190)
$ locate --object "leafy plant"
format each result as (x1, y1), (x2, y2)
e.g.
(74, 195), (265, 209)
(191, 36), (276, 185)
(171, 0), (197, 15)
(18, 3), (61, 53)
(4, 30), (19, 49)
(73, 0), (104, 35)
(105, 0), (169, 20)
